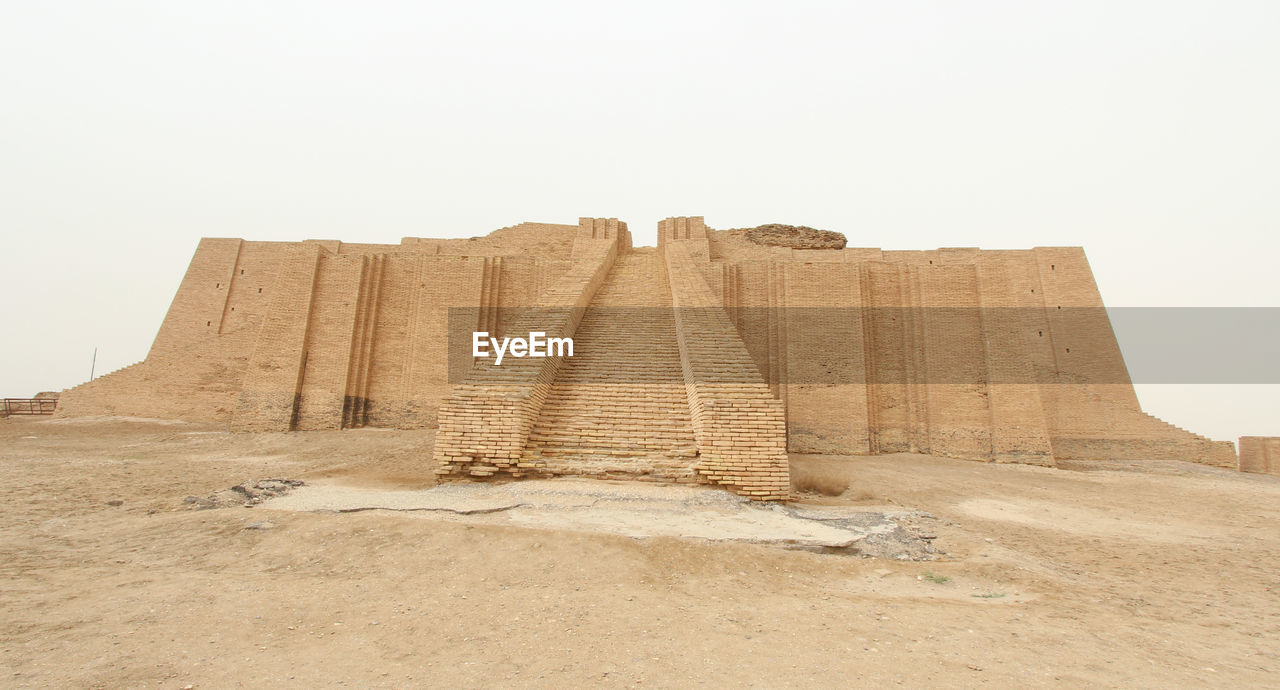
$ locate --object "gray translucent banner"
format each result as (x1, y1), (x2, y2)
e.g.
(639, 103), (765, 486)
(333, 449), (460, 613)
(447, 307), (1280, 384)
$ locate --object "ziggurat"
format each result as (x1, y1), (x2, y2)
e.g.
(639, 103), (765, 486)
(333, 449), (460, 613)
(58, 217), (1238, 499)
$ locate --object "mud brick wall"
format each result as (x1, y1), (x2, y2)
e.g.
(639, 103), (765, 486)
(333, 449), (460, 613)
(432, 219), (628, 478)
(356, 254), (486, 429)
(771, 262), (871, 455)
(53, 226), (576, 430)
(1020, 252), (1234, 468)
(657, 216), (709, 246)
(231, 243), (326, 431)
(718, 262), (774, 392)
(861, 254), (1055, 462)
(59, 223), (580, 428)
(974, 255), (1054, 465)
(59, 238), (294, 422)
(914, 265), (995, 460)
(59, 215), (1243, 477)
(1238, 437), (1280, 475)
(1052, 433), (1238, 467)
(860, 262), (918, 454)
(664, 238), (789, 501)
(149, 237), (244, 356)
(291, 253), (376, 431)
(227, 250), (569, 432)
(711, 229), (1223, 468)
(53, 330), (260, 422)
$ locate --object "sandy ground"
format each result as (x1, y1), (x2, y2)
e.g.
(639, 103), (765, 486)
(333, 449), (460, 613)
(1, 417), (1278, 687)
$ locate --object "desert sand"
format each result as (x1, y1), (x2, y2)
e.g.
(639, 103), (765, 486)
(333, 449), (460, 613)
(2, 417), (1277, 687)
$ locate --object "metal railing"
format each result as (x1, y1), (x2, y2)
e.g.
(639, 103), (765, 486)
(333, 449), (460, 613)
(1, 398), (57, 416)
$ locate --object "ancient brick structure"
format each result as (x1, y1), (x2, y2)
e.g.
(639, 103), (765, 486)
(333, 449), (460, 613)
(672, 217), (1237, 470)
(1238, 437), (1280, 476)
(57, 216), (1241, 499)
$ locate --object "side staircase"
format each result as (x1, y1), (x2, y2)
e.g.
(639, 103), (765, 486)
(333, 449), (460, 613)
(520, 248), (699, 480)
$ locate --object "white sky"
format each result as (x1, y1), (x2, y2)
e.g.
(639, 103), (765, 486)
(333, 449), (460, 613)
(2, 1), (1276, 443)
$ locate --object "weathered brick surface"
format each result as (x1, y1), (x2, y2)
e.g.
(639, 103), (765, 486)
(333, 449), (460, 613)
(707, 229), (1237, 469)
(231, 243), (324, 431)
(974, 255), (1054, 465)
(432, 219), (628, 478)
(1238, 437), (1280, 475)
(520, 248), (698, 482)
(58, 214), (1249, 490)
(767, 262), (870, 455)
(665, 235), (790, 501)
(59, 228), (577, 427)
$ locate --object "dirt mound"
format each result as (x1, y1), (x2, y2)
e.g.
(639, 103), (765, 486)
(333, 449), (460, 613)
(729, 224), (847, 249)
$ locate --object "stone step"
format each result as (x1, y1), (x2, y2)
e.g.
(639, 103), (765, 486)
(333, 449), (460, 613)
(525, 248), (696, 466)
(528, 429), (692, 439)
(538, 399), (686, 407)
(533, 410), (690, 421)
(537, 404), (685, 413)
(538, 402), (686, 410)
(530, 409), (691, 421)
(552, 362), (683, 369)
(538, 386), (689, 396)
(523, 446), (698, 458)
(549, 379), (685, 386)
(524, 440), (696, 450)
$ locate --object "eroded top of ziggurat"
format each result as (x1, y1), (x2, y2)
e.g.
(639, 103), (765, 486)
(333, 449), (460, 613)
(56, 216), (1247, 499)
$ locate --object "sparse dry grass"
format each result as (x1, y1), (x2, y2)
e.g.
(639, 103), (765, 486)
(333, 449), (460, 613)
(789, 463), (851, 496)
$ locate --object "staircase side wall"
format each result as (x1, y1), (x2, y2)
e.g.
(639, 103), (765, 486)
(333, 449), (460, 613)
(432, 219), (628, 477)
(665, 238), (789, 501)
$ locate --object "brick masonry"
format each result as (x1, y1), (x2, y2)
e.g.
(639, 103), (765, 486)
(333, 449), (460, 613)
(431, 218), (628, 479)
(700, 222), (1237, 470)
(1238, 437), (1280, 476)
(55, 215), (1252, 498)
(664, 238), (789, 500)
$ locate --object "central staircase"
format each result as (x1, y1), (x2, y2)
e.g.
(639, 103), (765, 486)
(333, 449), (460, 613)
(521, 248), (698, 480)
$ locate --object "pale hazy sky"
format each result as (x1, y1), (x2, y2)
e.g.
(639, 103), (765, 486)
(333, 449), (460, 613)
(2, 1), (1276, 443)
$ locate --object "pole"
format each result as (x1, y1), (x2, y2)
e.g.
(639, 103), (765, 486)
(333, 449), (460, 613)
(90, 347), (97, 381)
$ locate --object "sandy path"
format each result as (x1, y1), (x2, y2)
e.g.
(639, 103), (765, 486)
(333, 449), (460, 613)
(1, 417), (1277, 687)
